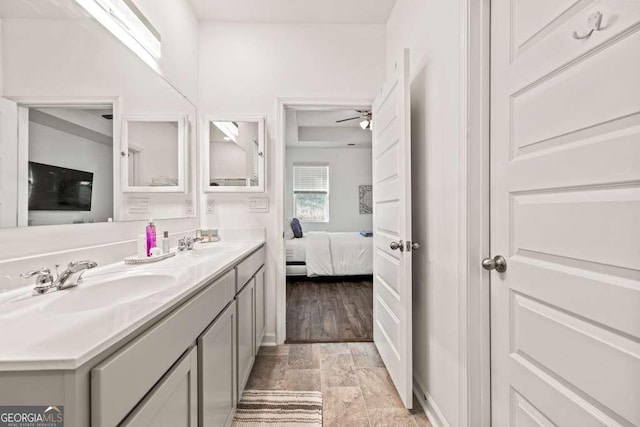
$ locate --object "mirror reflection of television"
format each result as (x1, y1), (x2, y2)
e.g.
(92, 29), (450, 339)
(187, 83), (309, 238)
(28, 162), (93, 211)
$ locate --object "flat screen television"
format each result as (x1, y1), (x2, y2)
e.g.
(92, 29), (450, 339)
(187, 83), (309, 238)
(28, 162), (94, 211)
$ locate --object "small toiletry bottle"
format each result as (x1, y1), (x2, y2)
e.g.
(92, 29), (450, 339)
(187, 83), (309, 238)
(162, 231), (170, 254)
(146, 220), (157, 257)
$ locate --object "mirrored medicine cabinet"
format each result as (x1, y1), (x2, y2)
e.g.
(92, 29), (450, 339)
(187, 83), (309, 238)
(202, 116), (266, 193)
(122, 115), (188, 193)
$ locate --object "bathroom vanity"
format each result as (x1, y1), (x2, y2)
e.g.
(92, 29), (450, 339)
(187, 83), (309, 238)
(0, 240), (265, 427)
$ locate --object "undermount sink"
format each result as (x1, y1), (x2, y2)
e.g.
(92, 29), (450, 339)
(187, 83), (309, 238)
(42, 273), (179, 313)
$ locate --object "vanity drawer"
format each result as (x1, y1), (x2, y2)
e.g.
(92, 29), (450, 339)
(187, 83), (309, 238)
(91, 269), (235, 427)
(236, 246), (265, 291)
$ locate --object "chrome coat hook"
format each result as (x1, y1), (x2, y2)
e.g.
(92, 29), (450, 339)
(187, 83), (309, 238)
(573, 11), (603, 40)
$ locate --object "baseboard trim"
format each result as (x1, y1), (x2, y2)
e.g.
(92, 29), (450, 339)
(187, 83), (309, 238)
(413, 375), (449, 427)
(261, 333), (277, 346)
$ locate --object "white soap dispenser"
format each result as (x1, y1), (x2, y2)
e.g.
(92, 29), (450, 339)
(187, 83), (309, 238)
(162, 231), (170, 254)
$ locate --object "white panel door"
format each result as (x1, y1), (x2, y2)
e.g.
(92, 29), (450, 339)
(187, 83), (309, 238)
(491, 1), (640, 425)
(0, 97), (18, 228)
(372, 48), (413, 408)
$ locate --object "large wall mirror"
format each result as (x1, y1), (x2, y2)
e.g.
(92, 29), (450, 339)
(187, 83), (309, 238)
(0, 0), (196, 228)
(203, 116), (265, 193)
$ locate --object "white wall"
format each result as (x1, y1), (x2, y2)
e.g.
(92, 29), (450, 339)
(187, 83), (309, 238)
(285, 147), (372, 233)
(210, 140), (248, 180)
(28, 121), (113, 226)
(199, 22), (386, 343)
(1, 18), (193, 115)
(0, 18), (3, 96)
(387, 0), (464, 425)
(134, 0), (200, 102)
(128, 121), (179, 185)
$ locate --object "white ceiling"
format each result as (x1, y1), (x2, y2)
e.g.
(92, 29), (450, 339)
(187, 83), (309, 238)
(186, 0), (397, 24)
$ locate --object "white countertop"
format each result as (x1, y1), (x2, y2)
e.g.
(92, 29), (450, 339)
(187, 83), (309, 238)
(0, 239), (264, 371)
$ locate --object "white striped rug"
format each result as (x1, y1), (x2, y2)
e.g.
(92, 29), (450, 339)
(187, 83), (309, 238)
(233, 390), (323, 426)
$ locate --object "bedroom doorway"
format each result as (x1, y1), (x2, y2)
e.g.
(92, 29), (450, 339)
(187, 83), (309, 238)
(281, 106), (375, 344)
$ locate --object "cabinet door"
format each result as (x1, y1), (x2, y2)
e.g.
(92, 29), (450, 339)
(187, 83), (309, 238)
(121, 346), (198, 427)
(237, 279), (255, 399)
(198, 301), (237, 427)
(254, 267), (265, 354)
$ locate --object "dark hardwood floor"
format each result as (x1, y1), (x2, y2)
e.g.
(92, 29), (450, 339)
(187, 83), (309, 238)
(286, 278), (373, 343)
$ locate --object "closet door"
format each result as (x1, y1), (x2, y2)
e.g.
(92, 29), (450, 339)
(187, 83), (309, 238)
(490, 1), (640, 425)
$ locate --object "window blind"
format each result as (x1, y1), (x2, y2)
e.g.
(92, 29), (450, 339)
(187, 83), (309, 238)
(293, 165), (329, 193)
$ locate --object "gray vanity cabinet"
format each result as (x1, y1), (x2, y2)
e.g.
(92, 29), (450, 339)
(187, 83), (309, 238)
(121, 346), (198, 427)
(236, 278), (255, 399)
(1, 244), (265, 427)
(254, 266), (265, 354)
(198, 301), (237, 427)
(91, 269), (235, 427)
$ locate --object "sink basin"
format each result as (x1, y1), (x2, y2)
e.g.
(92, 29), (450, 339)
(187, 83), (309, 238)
(42, 273), (178, 313)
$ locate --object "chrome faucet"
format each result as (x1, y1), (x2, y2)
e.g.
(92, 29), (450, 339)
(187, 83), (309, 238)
(55, 260), (98, 290)
(178, 236), (201, 251)
(22, 260), (98, 295)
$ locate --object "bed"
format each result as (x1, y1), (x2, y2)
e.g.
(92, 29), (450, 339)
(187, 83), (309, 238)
(285, 231), (373, 277)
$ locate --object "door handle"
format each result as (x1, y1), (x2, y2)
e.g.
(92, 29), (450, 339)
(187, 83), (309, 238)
(390, 240), (405, 252)
(482, 255), (507, 273)
(407, 241), (420, 252)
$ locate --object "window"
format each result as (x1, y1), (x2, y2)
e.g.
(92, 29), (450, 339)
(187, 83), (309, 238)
(293, 165), (329, 222)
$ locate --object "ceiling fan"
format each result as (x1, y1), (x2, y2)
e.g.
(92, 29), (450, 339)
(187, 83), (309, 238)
(335, 110), (373, 130)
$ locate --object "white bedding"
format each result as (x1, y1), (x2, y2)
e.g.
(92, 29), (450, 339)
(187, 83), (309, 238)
(326, 232), (373, 276)
(285, 237), (307, 263)
(305, 232), (335, 276)
(286, 231), (373, 277)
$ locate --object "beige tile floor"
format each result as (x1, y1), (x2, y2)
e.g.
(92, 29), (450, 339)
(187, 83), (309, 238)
(246, 343), (432, 427)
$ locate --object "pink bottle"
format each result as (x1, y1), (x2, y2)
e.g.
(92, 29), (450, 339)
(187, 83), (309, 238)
(146, 220), (157, 257)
